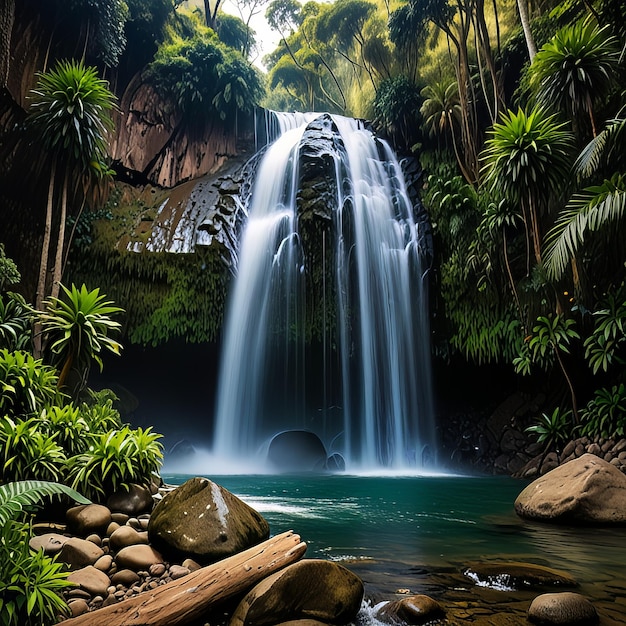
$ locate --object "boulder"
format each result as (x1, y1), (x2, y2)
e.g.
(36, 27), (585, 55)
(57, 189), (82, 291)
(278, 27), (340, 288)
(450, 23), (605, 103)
(463, 562), (577, 590)
(528, 592), (598, 625)
(58, 537), (105, 569)
(115, 544), (164, 571)
(515, 454), (626, 524)
(107, 484), (154, 516)
(111, 569), (141, 587)
(267, 430), (327, 472)
(66, 504), (112, 536)
(148, 477), (269, 564)
(67, 565), (111, 597)
(229, 559), (364, 626)
(375, 595), (445, 625)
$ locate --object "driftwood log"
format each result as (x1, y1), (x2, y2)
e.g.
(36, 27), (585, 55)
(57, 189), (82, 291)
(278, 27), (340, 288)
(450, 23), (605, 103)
(65, 530), (307, 626)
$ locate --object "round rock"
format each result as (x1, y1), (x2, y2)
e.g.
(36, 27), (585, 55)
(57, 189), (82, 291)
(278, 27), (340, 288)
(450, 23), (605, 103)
(29, 532), (68, 555)
(107, 484), (154, 516)
(148, 477), (269, 564)
(515, 454), (626, 524)
(109, 525), (149, 551)
(375, 595), (445, 625)
(67, 565), (111, 597)
(58, 537), (105, 569)
(66, 504), (112, 536)
(115, 544), (164, 571)
(230, 559), (364, 626)
(528, 592), (599, 625)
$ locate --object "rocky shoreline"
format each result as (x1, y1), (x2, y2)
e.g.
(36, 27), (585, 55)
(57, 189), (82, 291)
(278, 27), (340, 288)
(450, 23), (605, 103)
(27, 459), (626, 626)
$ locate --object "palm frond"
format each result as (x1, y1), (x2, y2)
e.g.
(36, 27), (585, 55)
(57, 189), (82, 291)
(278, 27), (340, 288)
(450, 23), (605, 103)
(544, 175), (626, 279)
(575, 117), (626, 179)
(0, 480), (90, 527)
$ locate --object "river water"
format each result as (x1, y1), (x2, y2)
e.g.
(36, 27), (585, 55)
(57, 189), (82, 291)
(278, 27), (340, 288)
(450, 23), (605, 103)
(163, 473), (626, 623)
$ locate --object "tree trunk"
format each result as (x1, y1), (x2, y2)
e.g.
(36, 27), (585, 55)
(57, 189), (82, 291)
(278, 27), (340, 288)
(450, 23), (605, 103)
(517, 0), (536, 61)
(51, 171), (68, 300)
(0, 0), (15, 86)
(65, 530), (307, 626)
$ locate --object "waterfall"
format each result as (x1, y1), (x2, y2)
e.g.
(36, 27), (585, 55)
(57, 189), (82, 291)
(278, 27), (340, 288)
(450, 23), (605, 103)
(213, 112), (436, 471)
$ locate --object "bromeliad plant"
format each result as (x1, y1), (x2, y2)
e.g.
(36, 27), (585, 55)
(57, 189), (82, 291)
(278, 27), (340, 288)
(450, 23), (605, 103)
(525, 407), (574, 452)
(38, 283), (123, 398)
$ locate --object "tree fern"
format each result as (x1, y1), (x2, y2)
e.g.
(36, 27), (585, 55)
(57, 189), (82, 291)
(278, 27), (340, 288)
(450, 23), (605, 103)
(0, 480), (89, 528)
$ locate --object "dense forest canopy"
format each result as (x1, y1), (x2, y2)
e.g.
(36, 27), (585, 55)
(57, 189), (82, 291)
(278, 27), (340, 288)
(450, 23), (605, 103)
(1, 0), (625, 443)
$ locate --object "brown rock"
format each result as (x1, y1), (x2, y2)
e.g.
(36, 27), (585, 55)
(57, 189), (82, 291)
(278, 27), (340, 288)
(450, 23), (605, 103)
(110, 513), (129, 525)
(67, 565), (111, 597)
(29, 532), (68, 555)
(587, 443), (601, 457)
(169, 564), (191, 580)
(109, 525), (149, 551)
(375, 595), (445, 625)
(111, 569), (141, 586)
(94, 554), (114, 572)
(148, 477), (269, 564)
(115, 544), (164, 571)
(58, 537), (105, 569)
(515, 454), (626, 524)
(182, 558), (201, 572)
(66, 504), (112, 537)
(68, 599), (90, 617)
(528, 592), (598, 625)
(230, 559), (363, 626)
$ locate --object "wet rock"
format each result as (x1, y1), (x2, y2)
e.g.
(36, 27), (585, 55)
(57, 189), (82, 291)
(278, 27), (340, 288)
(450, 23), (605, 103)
(528, 592), (598, 625)
(148, 477), (269, 564)
(107, 484), (154, 516)
(463, 562), (577, 590)
(29, 532), (68, 555)
(266, 430), (327, 472)
(375, 595), (446, 625)
(115, 544), (164, 571)
(230, 559), (364, 626)
(66, 504), (112, 536)
(67, 565), (111, 597)
(58, 537), (105, 569)
(515, 454), (626, 524)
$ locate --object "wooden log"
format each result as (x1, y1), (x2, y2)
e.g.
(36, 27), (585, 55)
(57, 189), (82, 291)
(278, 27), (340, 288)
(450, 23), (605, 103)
(65, 530), (307, 626)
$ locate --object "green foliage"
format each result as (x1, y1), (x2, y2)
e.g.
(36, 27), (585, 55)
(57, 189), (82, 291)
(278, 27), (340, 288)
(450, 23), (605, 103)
(69, 426), (163, 500)
(420, 80), (461, 139)
(37, 406), (89, 457)
(526, 407), (574, 449)
(583, 284), (626, 374)
(0, 417), (66, 483)
(0, 350), (60, 417)
(28, 60), (116, 170)
(0, 245), (20, 292)
(0, 482), (88, 626)
(216, 13), (255, 55)
(0, 293), (32, 352)
(579, 384), (626, 437)
(79, 392), (123, 432)
(39, 283), (123, 395)
(0, 480), (89, 528)
(373, 75), (423, 149)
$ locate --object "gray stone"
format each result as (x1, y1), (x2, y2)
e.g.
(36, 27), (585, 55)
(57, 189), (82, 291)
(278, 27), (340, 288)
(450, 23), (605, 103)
(528, 592), (598, 625)
(148, 477), (269, 564)
(66, 504), (112, 537)
(515, 454), (626, 524)
(67, 565), (111, 597)
(230, 559), (363, 626)
(375, 595), (445, 625)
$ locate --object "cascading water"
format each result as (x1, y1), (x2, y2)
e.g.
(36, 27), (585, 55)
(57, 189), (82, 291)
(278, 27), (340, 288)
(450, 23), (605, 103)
(213, 112), (436, 471)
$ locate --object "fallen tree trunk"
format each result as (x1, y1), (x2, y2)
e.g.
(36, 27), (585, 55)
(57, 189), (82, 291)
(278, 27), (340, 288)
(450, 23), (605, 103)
(65, 530), (307, 626)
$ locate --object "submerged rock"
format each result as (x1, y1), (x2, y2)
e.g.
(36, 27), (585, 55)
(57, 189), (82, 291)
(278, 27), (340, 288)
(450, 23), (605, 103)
(515, 454), (626, 524)
(463, 562), (577, 591)
(229, 559), (364, 626)
(528, 592), (598, 625)
(375, 594), (445, 625)
(148, 477), (269, 563)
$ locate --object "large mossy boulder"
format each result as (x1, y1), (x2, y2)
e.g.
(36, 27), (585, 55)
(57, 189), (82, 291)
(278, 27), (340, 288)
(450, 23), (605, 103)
(148, 477), (269, 564)
(528, 592), (599, 625)
(229, 559), (364, 626)
(515, 454), (626, 524)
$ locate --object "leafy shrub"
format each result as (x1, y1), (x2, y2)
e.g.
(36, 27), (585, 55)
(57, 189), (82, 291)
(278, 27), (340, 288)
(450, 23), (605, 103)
(579, 384), (626, 438)
(526, 407), (574, 450)
(0, 417), (67, 483)
(69, 426), (163, 500)
(38, 406), (89, 457)
(0, 293), (32, 351)
(0, 350), (60, 417)
(79, 394), (122, 432)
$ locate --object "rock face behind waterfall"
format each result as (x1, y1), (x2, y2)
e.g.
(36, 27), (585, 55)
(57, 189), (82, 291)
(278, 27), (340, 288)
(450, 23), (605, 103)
(148, 477), (270, 563)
